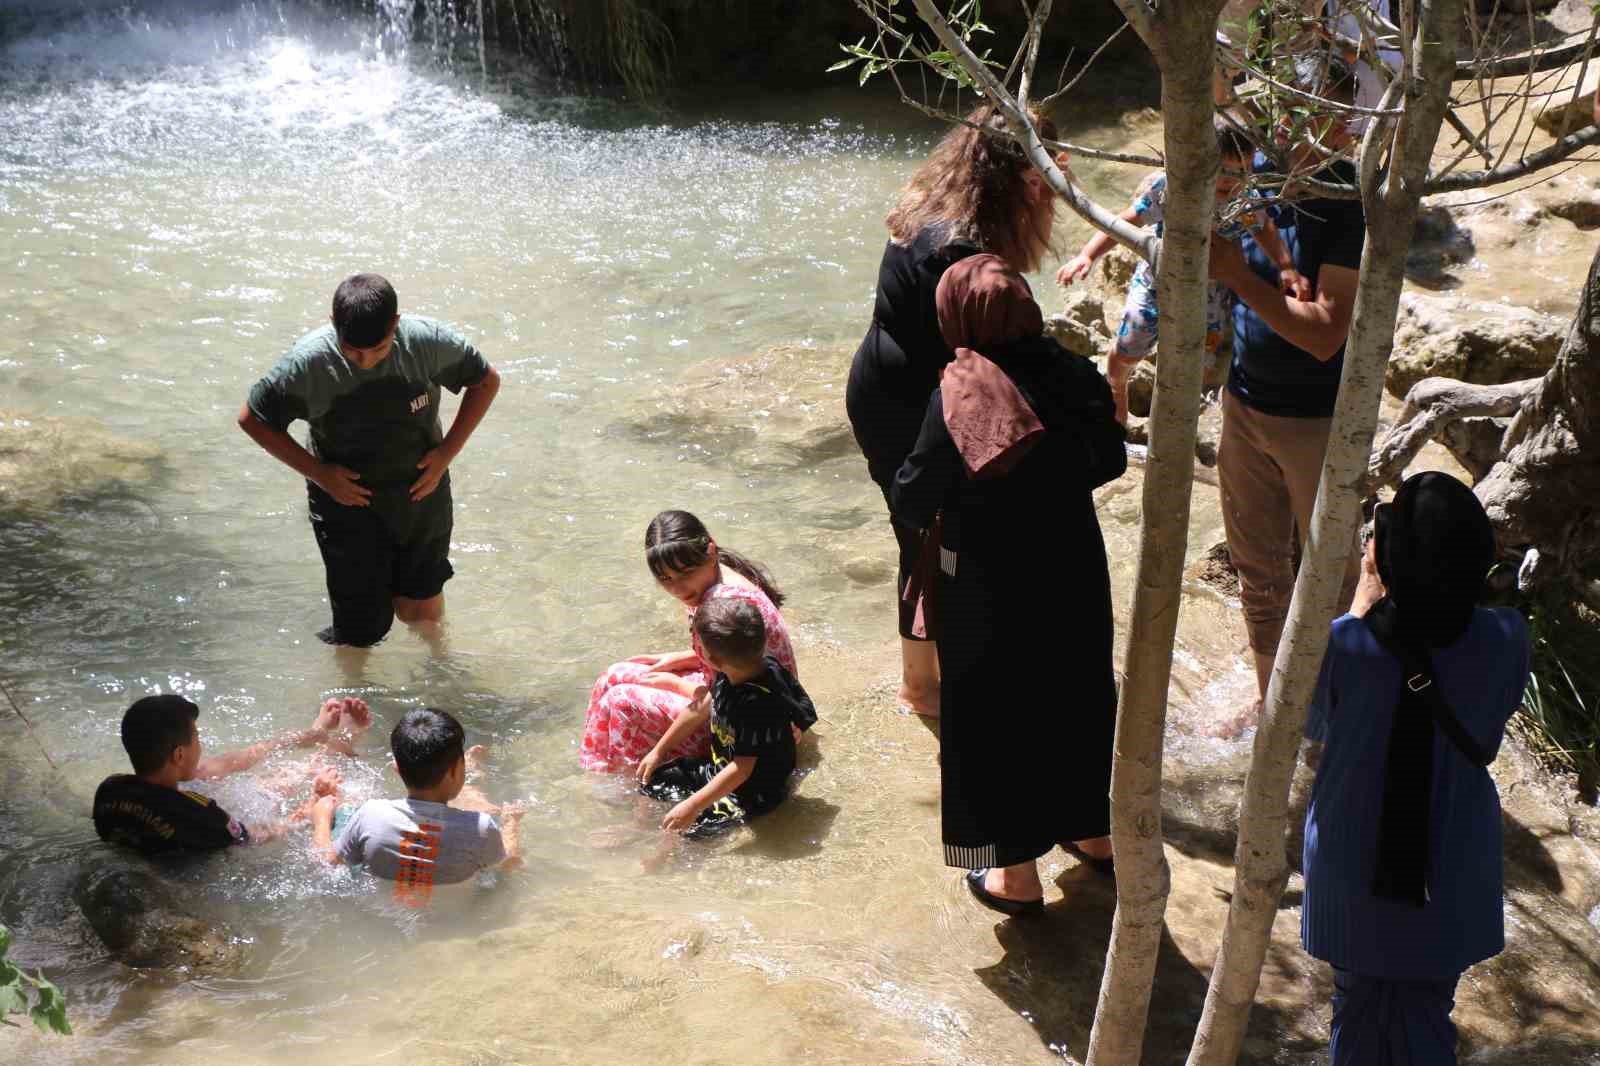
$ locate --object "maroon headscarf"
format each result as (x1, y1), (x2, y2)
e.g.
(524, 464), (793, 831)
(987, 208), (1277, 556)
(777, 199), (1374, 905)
(934, 253), (1047, 479)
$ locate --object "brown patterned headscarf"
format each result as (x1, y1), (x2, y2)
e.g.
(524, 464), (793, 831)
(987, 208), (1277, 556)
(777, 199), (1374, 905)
(934, 254), (1046, 479)
(935, 253), (1044, 352)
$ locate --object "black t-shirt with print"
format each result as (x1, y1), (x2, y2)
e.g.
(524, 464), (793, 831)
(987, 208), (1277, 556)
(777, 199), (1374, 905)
(709, 657), (818, 816)
(92, 775), (250, 854)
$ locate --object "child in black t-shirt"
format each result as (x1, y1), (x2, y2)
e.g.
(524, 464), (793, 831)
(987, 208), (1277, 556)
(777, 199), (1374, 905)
(637, 596), (817, 835)
(93, 694), (367, 854)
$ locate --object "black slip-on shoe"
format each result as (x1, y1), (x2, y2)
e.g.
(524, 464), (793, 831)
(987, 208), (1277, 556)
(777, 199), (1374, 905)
(965, 869), (1045, 917)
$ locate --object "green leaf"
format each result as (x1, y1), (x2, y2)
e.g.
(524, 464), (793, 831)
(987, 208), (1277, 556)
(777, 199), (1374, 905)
(0, 980), (28, 1018)
(826, 58), (859, 73)
(29, 973), (70, 1036)
(0, 924), (13, 956)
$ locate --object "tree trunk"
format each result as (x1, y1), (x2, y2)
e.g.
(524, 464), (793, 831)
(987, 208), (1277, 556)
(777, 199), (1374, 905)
(1185, 1), (1464, 1062)
(1085, 5), (1224, 1065)
(1476, 245), (1600, 582)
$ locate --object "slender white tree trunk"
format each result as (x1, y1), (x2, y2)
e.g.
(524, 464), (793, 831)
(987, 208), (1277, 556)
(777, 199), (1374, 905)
(1086, 5), (1224, 1064)
(1184, 1), (1463, 1062)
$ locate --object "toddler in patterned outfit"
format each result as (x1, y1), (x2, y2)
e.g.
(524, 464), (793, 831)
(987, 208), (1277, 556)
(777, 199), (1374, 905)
(1057, 116), (1310, 424)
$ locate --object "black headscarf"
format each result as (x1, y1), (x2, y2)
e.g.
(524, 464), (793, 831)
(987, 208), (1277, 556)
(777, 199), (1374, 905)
(1365, 471), (1497, 907)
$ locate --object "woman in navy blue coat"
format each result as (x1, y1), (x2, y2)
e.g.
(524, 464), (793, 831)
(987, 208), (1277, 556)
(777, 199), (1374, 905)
(1302, 472), (1530, 1064)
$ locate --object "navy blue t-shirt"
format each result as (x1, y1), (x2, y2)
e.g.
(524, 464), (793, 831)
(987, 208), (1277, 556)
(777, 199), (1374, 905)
(1228, 160), (1365, 418)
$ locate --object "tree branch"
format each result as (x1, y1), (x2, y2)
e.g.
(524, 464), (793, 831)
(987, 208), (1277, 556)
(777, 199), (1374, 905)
(1368, 376), (1540, 488)
(1461, 32), (1599, 80)
(1037, 21), (1132, 109)
(1424, 122), (1600, 193)
(907, 0), (1160, 265)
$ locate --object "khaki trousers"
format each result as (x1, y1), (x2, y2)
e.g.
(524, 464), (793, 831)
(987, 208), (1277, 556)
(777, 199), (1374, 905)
(1217, 390), (1360, 657)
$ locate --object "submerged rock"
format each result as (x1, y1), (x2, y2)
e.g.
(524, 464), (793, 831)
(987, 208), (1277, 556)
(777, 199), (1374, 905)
(1406, 205), (1477, 288)
(0, 410), (162, 512)
(73, 866), (245, 974)
(1386, 293), (1565, 399)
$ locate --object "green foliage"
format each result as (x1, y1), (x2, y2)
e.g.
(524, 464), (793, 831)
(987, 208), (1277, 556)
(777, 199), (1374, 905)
(0, 924), (70, 1036)
(826, 0), (1001, 90)
(1516, 603), (1600, 804)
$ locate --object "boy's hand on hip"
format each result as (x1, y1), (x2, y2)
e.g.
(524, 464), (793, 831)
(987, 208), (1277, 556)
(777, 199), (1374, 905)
(314, 463), (372, 507)
(410, 446), (454, 501)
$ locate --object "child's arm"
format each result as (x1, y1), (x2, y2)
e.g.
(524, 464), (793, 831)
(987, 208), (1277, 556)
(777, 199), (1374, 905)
(661, 756), (756, 832)
(310, 795), (342, 864)
(193, 700), (342, 781)
(1250, 212), (1312, 300)
(627, 650), (698, 671)
(636, 687), (711, 784)
(497, 809), (524, 870)
(1057, 203), (1143, 286)
(410, 366), (501, 503)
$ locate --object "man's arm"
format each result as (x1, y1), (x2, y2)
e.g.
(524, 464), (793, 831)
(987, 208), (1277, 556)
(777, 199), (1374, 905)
(410, 367), (501, 502)
(661, 756), (755, 832)
(236, 405), (372, 507)
(1210, 240), (1358, 362)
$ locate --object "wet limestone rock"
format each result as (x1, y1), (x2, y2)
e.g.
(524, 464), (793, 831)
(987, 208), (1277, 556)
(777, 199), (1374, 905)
(73, 867), (245, 974)
(1188, 540), (1240, 596)
(1535, 64), (1599, 138)
(1386, 293), (1566, 399)
(0, 410), (162, 512)
(1405, 205), (1477, 288)
(1045, 288), (1111, 358)
(1085, 245), (1141, 314)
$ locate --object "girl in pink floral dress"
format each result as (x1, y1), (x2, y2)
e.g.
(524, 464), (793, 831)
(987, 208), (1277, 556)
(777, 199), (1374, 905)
(580, 510), (797, 773)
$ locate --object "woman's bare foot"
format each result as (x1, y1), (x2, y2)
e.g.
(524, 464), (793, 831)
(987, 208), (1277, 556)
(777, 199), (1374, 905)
(1211, 698), (1263, 740)
(897, 686), (941, 719)
(1072, 835), (1112, 860)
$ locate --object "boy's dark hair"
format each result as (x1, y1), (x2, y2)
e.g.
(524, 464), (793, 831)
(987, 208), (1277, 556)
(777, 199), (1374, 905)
(1293, 53), (1359, 108)
(121, 695), (199, 776)
(1215, 115), (1255, 164)
(693, 596), (767, 670)
(390, 707), (465, 790)
(332, 273), (398, 348)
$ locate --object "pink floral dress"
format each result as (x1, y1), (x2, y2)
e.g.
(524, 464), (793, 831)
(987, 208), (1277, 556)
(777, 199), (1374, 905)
(579, 582), (797, 772)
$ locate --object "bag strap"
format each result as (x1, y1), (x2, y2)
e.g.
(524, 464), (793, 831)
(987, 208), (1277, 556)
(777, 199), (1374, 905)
(1363, 618), (1494, 768)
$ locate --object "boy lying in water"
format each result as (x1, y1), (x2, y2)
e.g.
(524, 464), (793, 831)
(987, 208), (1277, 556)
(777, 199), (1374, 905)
(311, 707), (522, 904)
(93, 693), (370, 853)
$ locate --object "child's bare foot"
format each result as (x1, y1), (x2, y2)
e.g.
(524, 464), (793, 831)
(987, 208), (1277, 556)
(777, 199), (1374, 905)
(313, 698), (343, 733)
(338, 697), (373, 733)
(312, 766), (341, 798)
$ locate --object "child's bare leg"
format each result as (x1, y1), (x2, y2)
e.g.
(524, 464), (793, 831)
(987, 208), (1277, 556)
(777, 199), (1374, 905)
(455, 745), (498, 814)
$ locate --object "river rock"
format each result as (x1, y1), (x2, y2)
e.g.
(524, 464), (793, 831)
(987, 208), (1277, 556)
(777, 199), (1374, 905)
(1188, 540), (1240, 596)
(1044, 289), (1111, 358)
(73, 867), (245, 974)
(1534, 64), (1599, 137)
(1386, 293), (1566, 399)
(1086, 246), (1141, 313)
(0, 409), (162, 512)
(1405, 205), (1476, 287)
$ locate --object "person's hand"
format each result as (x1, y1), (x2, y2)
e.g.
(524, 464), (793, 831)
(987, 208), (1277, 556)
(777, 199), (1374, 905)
(661, 798), (701, 833)
(1207, 235), (1247, 286)
(1056, 253), (1094, 287)
(312, 698), (343, 734)
(1112, 382), (1130, 427)
(1350, 534), (1386, 617)
(636, 748), (665, 786)
(410, 444), (456, 502)
(639, 672), (693, 697)
(627, 653), (666, 666)
(1279, 268), (1313, 301)
(313, 463), (371, 507)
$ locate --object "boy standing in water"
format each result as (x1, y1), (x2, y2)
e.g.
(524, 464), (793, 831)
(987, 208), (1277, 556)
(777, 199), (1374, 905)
(237, 274), (501, 647)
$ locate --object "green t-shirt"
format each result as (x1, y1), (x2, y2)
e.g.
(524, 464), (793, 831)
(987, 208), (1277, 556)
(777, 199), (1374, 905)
(246, 315), (490, 493)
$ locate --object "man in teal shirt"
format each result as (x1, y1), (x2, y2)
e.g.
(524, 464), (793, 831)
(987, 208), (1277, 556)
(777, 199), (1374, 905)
(237, 274), (501, 646)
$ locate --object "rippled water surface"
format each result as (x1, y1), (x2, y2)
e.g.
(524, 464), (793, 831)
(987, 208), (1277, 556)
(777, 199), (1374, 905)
(0, 5), (1260, 1064)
